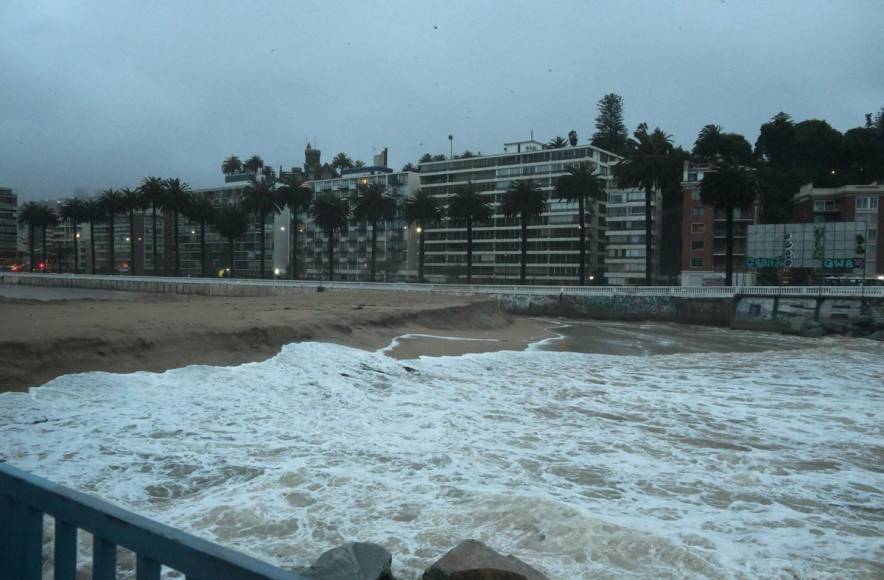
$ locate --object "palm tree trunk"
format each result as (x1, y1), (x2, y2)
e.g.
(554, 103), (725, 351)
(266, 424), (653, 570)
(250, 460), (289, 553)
(644, 185), (653, 286)
(725, 204), (734, 286)
(370, 219), (378, 282)
(228, 238), (235, 278)
(578, 195), (586, 286)
(129, 210), (136, 275)
(173, 211), (180, 276)
(200, 220), (206, 277)
(89, 220), (96, 274)
(152, 205), (158, 275)
(108, 215), (115, 275)
(520, 214), (528, 284)
(259, 211), (265, 279)
(73, 220), (79, 274)
(418, 229), (425, 283)
(290, 215), (298, 280)
(28, 225), (34, 272)
(41, 226), (48, 270)
(466, 217), (473, 284)
(327, 228), (335, 281)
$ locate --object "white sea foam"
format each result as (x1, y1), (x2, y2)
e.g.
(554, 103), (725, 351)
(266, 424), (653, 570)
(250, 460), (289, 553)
(1, 337), (882, 578)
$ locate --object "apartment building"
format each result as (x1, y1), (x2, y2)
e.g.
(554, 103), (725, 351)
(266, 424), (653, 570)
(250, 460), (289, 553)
(791, 182), (883, 281)
(417, 140), (618, 284)
(680, 162), (760, 286)
(0, 187), (17, 267)
(603, 188), (661, 286)
(301, 168), (419, 280)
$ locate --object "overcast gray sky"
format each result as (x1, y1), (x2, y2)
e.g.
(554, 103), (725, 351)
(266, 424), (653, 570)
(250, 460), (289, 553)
(2, 0), (882, 201)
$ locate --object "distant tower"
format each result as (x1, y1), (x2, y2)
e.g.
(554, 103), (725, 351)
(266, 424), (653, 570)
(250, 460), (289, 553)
(304, 143), (321, 179)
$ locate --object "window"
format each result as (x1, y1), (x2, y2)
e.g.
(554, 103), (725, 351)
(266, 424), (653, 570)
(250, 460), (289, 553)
(814, 199), (836, 211)
(691, 240), (704, 251)
(691, 191), (701, 201)
(691, 257), (704, 268)
(691, 207), (705, 217)
(691, 223), (705, 234)
(856, 196), (879, 210)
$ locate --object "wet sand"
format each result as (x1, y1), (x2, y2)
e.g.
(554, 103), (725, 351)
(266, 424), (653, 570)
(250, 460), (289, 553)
(0, 284), (553, 392)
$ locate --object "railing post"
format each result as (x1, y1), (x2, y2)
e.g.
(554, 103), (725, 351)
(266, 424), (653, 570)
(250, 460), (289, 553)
(55, 519), (78, 580)
(7, 499), (43, 580)
(136, 554), (162, 580)
(93, 536), (117, 580)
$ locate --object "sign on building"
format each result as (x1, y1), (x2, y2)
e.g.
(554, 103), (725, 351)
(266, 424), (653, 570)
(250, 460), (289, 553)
(746, 222), (867, 271)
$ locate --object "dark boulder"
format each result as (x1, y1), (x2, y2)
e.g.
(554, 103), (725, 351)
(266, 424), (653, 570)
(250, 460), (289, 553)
(297, 542), (394, 580)
(422, 540), (548, 580)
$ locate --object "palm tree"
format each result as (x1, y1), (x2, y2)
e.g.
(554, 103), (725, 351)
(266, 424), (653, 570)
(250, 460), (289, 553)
(39, 206), (59, 270)
(700, 163), (759, 285)
(214, 203), (249, 278)
(501, 179), (547, 284)
(241, 175), (280, 279)
(693, 124), (722, 161)
(139, 176), (166, 274)
(222, 155), (243, 175)
(614, 123), (674, 285)
(353, 183), (396, 282)
(312, 192), (349, 281)
(401, 162), (417, 172)
(121, 188), (146, 275)
(82, 198), (102, 274)
(163, 178), (192, 276)
(331, 152), (353, 172)
(99, 188), (126, 274)
(404, 190), (442, 283)
(354, 160), (366, 168)
(184, 192), (217, 277)
(448, 181), (492, 284)
(243, 155), (264, 174)
(276, 174), (313, 280)
(555, 163), (606, 285)
(547, 136), (567, 149)
(18, 202), (43, 272)
(59, 198), (87, 273)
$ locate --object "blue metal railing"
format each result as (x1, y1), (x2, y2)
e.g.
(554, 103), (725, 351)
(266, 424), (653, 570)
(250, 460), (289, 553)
(0, 463), (305, 580)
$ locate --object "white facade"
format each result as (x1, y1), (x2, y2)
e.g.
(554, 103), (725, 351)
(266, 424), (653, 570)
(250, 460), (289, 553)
(418, 142), (620, 284)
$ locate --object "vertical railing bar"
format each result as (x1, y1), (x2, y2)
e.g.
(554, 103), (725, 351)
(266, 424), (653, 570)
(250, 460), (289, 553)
(14, 500), (43, 580)
(93, 536), (117, 580)
(136, 554), (162, 580)
(55, 519), (79, 580)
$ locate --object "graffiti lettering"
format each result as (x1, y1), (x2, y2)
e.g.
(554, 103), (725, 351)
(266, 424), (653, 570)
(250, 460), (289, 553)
(747, 257), (783, 269)
(822, 258), (865, 270)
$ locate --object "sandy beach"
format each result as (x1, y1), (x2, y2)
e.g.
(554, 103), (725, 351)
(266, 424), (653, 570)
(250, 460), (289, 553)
(0, 284), (554, 392)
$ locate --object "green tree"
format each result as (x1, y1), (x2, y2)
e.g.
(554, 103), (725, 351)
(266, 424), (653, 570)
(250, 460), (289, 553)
(18, 202), (54, 272)
(404, 190), (443, 283)
(82, 198), (102, 274)
(276, 174), (313, 279)
(120, 188), (146, 275)
(448, 181), (492, 284)
(591, 93), (628, 155)
(615, 123), (674, 285)
(501, 179), (547, 284)
(354, 160), (366, 168)
(401, 162), (417, 172)
(99, 188), (126, 274)
(222, 155), (243, 175)
(568, 130), (578, 146)
(312, 192), (349, 281)
(754, 112), (796, 167)
(547, 136), (567, 149)
(700, 163), (759, 285)
(353, 183), (396, 282)
(214, 203), (249, 278)
(241, 175), (280, 279)
(419, 153), (434, 163)
(59, 198), (87, 274)
(139, 176), (166, 274)
(184, 191), (217, 277)
(555, 163), (606, 285)
(693, 124), (753, 165)
(163, 178), (192, 277)
(331, 152), (354, 173)
(243, 155), (265, 173)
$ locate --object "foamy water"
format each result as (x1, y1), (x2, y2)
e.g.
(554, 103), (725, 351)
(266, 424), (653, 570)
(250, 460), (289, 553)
(1, 335), (882, 578)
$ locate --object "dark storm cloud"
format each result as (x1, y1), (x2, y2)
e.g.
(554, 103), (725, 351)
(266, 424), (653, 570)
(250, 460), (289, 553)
(2, 0), (882, 200)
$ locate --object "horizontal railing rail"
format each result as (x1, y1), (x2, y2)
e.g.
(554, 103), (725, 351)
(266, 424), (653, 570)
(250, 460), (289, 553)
(0, 462), (305, 580)
(2, 272), (883, 298)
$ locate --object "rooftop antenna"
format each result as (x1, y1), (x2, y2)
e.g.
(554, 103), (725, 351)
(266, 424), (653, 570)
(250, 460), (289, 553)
(530, 129), (534, 141)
